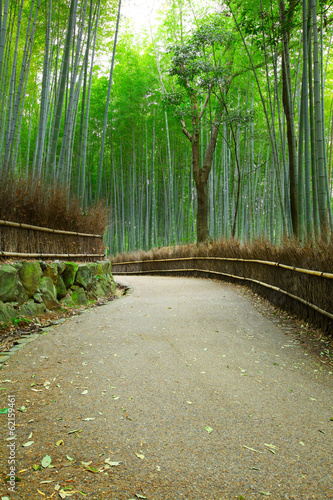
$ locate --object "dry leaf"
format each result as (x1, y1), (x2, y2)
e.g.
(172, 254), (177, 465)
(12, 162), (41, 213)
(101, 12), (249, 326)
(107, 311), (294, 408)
(23, 441), (34, 447)
(105, 458), (121, 466)
(243, 445), (261, 453)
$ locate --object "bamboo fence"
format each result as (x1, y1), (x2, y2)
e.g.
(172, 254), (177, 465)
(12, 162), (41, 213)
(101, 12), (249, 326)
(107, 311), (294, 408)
(0, 220), (105, 261)
(112, 256), (333, 332)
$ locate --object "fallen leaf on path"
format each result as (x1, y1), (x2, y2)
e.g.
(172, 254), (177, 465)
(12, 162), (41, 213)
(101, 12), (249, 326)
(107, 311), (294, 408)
(84, 466), (98, 473)
(134, 452), (145, 460)
(243, 445), (261, 453)
(81, 461), (92, 467)
(41, 455), (52, 468)
(82, 418), (95, 421)
(56, 440), (64, 446)
(58, 490), (79, 499)
(258, 492), (271, 496)
(81, 390), (88, 395)
(22, 441), (34, 447)
(66, 455), (74, 461)
(18, 406), (27, 412)
(205, 426), (213, 434)
(104, 458), (121, 466)
(0, 407), (9, 414)
(37, 489), (45, 496)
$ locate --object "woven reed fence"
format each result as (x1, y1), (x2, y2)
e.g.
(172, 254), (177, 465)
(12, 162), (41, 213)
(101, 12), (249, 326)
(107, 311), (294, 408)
(112, 256), (333, 334)
(0, 220), (105, 261)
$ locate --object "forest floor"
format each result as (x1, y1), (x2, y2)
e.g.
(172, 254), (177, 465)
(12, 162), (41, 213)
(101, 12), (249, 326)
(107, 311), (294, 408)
(0, 275), (332, 500)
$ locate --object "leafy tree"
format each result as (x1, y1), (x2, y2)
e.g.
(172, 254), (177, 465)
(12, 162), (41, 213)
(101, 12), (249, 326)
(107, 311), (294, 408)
(164, 17), (236, 242)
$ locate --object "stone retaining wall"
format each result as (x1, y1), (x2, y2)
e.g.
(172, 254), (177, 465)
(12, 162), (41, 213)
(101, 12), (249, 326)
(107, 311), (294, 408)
(0, 260), (115, 325)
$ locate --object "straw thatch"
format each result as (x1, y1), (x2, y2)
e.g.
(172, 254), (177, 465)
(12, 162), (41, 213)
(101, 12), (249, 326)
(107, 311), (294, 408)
(0, 221), (105, 262)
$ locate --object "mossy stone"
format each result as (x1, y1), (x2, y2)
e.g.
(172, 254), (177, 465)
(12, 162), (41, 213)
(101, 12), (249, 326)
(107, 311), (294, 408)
(60, 294), (75, 308)
(19, 262), (43, 298)
(19, 299), (46, 317)
(96, 261), (104, 275)
(54, 260), (66, 274)
(91, 275), (114, 298)
(33, 293), (44, 304)
(76, 263), (100, 289)
(56, 275), (67, 299)
(62, 263), (79, 288)
(0, 301), (17, 324)
(0, 265), (20, 303)
(12, 262), (23, 271)
(75, 264), (92, 289)
(99, 260), (112, 275)
(42, 263), (58, 284)
(71, 286), (88, 306)
(40, 276), (60, 310)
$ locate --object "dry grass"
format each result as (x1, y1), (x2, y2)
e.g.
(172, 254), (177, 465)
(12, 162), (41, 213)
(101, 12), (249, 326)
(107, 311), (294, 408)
(112, 238), (333, 335)
(0, 175), (108, 235)
(0, 176), (108, 259)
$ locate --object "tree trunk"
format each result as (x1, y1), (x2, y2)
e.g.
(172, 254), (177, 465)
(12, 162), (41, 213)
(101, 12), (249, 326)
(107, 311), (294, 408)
(280, 0), (299, 237)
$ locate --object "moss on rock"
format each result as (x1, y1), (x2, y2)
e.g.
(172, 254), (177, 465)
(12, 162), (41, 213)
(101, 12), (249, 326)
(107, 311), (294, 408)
(71, 286), (88, 306)
(61, 263), (79, 288)
(0, 301), (18, 324)
(19, 262), (43, 298)
(40, 276), (60, 310)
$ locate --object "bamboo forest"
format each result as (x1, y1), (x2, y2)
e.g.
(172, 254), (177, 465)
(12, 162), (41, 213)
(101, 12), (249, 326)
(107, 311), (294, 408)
(1, 0), (333, 254)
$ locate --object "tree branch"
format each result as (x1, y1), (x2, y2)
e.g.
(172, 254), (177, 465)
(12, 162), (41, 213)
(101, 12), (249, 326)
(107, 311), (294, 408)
(180, 119), (192, 142)
(198, 92), (210, 120)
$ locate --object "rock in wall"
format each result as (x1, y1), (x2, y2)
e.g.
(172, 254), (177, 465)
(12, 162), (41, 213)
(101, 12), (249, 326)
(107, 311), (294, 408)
(0, 260), (116, 326)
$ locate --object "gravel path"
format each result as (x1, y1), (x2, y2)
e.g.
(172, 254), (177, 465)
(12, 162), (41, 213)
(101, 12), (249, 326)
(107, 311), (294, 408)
(0, 275), (332, 500)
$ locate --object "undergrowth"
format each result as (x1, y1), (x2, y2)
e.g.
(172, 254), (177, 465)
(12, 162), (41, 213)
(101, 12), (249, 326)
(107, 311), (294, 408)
(0, 175), (108, 235)
(112, 238), (333, 272)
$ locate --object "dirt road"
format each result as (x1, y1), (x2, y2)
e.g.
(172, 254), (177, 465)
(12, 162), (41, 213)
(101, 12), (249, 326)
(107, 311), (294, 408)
(0, 275), (332, 499)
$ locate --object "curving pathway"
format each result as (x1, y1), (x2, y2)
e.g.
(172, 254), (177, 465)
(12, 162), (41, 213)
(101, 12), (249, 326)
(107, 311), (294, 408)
(0, 275), (332, 499)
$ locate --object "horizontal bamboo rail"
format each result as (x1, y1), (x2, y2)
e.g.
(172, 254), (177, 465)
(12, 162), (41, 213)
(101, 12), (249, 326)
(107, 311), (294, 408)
(0, 219), (103, 238)
(112, 257), (333, 324)
(0, 219), (105, 260)
(0, 252), (105, 259)
(112, 257), (333, 279)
